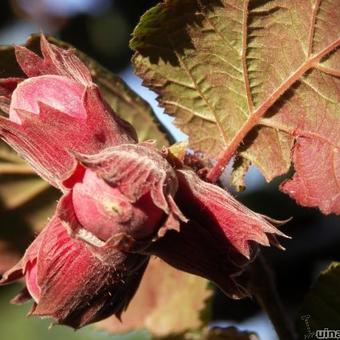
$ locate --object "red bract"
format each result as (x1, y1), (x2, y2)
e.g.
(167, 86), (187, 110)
(0, 35), (287, 328)
(0, 35), (136, 190)
(146, 169), (287, 298)
(0, 215), (148, 328)
(70, 143), (186, 240)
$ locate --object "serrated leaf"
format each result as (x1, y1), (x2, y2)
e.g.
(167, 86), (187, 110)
(297, 262), (340, 338)
(131, 0), (340, 214)
(25, 35), (174, 147)
(97, 258), (212, 338)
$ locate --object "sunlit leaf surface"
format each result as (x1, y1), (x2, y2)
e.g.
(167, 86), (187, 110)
(131, 0), (340, 214)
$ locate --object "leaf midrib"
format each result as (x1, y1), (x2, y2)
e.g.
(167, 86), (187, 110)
(203, 0), (338, 181)
(207, 35), (340, 182)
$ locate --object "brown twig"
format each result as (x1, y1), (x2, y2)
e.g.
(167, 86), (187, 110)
(247, 252), (297, 340)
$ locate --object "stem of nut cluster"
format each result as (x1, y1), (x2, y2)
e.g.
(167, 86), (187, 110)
(247, 252), (297, 340)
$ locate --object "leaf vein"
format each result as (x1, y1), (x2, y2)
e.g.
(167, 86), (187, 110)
(301, 77), (338, 105)
(206, 53), (242, 73)
(173, 50), (229, 146)
(208, 36), (340, 181)
(307, 0), (322, 56)
(316, 64), (340, 78)
(331, 147), (340, 193)
(241, 0), (254, 113)
(197, 1), (240, 55)
(163, 100), (215, 123)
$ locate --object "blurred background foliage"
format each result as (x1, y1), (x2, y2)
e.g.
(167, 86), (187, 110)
(0, 1), (339, 339)
(0, 285), (148, 340)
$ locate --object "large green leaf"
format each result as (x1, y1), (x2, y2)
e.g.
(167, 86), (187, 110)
(131, 0), (340, 214)
(297, 262), (340, 338)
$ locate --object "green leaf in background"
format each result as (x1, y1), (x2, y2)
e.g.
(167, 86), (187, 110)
(297, 262), (340, 338)
(131, 0), (340, 214)
(0, 142), (59, 273)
